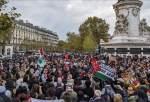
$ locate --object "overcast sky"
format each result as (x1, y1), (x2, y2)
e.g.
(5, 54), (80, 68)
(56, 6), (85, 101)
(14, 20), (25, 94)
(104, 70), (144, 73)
(8, 0), (150, 40)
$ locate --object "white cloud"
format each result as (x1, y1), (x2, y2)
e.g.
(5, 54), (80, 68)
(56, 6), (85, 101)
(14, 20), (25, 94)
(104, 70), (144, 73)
(8, 0), (150, 40)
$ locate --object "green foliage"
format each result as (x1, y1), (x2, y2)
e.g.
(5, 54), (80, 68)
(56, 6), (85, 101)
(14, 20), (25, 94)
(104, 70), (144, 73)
(79, 16), (109, 44)
(66, 32), (82, 51)
(0, 0), (7, 9)
(83, 32), (96, 52)
(57, 40), (66, 50)
(0, 0), (21, 43)
(0, 14), (12, 42)
(57, 32), (82, 52)
(58, 16), (109, 53)
(20, 38), (49, 51)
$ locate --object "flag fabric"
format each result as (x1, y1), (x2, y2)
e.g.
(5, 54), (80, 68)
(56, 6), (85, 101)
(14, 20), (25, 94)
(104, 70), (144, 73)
(94, 71), (108, 81)
(65, 53), (70, 60)
(37, 56), (46, 68)
(91, 58), (100, 72)
(93, 63), (116, 81)
(70, 53), (74, 59)
(40, 48), (45, 55)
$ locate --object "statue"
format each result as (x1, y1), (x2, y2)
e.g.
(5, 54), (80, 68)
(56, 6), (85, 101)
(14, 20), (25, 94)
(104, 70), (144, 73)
(114, 14), (129, 35)
(139, 19), (148, 32)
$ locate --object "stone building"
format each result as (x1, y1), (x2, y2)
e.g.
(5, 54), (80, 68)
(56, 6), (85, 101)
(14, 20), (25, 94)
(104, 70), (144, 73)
(10, 20), (59, 52)
(102, 0), (150, 56)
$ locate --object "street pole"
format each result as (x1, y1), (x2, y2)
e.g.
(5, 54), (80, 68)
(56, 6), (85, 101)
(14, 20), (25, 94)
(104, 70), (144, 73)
(99, 39), (101, 56)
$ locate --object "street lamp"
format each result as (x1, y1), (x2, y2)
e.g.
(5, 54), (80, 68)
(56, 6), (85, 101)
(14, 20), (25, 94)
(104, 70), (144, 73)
(99, 39), (106, 56)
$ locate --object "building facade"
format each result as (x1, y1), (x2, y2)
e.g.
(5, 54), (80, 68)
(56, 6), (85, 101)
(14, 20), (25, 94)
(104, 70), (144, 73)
(10, 20), (58, 52)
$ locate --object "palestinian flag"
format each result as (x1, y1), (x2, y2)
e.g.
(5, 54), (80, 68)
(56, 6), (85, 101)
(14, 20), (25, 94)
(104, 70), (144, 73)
(91, 58), (107, 81)
(93, 63), (115, 81)
(94, 71), (108, 81)
(91, 58), (100, 72)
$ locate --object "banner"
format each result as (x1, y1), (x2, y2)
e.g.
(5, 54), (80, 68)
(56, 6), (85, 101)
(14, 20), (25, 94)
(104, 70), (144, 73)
(31, 98), (64, 102)
(94, 63), (116, 81)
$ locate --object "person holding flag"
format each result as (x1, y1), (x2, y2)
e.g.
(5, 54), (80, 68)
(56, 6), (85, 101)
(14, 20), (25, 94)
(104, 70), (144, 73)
(37, 48), (46, 73)
(91, 58), (100, 73)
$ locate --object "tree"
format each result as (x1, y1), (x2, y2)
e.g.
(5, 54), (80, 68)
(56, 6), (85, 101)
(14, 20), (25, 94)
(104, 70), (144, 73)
(57, 40), (66, 51)
(20, 37), (29, 51)
(0, 0), (20, 43)
(66, 32), (82, 51)
(82, 31), (96, 52)
(79, 16), (109, 44)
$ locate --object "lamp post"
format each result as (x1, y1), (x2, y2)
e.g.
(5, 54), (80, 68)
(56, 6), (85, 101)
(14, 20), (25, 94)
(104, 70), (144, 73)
(99, 39), (106, 57)
(99, 39), (102, 56)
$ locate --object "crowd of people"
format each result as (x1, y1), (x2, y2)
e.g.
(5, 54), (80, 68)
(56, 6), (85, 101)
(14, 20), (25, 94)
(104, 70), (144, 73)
(0, 52), (150, 102)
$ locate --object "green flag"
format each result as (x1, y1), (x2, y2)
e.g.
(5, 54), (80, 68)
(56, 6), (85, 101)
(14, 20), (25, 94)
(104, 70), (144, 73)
(37, 57), (46, 68)
(94, 71), (107, 81)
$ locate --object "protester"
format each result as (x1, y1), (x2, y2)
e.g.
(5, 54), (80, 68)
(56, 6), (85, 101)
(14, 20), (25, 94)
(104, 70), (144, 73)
(0, 53), (150, 102)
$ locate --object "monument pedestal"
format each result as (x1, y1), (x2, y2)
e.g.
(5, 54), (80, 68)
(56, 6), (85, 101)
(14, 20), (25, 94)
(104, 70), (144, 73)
(110, 36), (145, 43)
(102, 0), (150, 56)
(102, 42), (150, 56)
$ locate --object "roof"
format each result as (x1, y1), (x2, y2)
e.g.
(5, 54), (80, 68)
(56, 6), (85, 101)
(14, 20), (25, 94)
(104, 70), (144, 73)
(14, 20), (58, 37)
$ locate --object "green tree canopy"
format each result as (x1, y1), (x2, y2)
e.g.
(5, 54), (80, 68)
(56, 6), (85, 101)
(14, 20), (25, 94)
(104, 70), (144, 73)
(66, 32), (82, 51)
(83, 31), (97, 52)
(79, 16), (109, 44)
(57, 40), (66, 50)
(0, 0), (20, 43)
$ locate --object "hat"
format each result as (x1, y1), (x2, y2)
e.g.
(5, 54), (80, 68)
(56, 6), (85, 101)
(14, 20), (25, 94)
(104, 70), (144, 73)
(0, 86), (6, 93)
(5, 90), (11, 98)
(94, 90), (101, 97)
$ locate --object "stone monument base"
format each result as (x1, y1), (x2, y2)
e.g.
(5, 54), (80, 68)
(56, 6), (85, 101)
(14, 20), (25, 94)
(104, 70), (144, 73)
(110, 36), (146, 44)
(101, 42), (150, 56)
